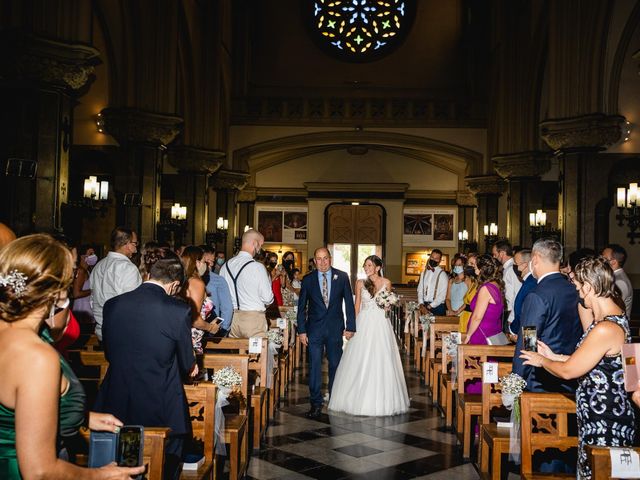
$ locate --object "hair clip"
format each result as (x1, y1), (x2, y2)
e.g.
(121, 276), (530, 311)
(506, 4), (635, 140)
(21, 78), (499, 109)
(0, 270), (28, 297)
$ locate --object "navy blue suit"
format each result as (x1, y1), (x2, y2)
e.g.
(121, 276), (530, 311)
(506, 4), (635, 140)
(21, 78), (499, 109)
(297, 268), (356, 407)
(509, 273), (537, 335)
(512, 273), (582, 393)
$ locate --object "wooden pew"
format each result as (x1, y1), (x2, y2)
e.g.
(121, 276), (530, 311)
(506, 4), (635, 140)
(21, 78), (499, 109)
(586, 445), (640, 480)
(182, 382), (217, 480)
(438, 331), (460, 428)
(201, 354), (250, 480)
(520, 392), (577, 479)
(79, 349), (109, 383)
(269, 319), (292, 399)
(478, 362), (513, 480)
(425, 318), (459, 403)
(455, 344), (515, 459)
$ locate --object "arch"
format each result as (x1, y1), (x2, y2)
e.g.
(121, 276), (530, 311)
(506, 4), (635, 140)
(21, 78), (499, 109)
(233, 130), (483, 190)
(607, 0), (640, 113)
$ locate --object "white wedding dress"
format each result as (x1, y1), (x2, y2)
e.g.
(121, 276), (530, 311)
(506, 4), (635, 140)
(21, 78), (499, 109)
(328, 286), (410, 416)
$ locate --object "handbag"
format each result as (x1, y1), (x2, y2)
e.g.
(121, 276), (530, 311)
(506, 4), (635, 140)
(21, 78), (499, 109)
(479, 327), (510, 346)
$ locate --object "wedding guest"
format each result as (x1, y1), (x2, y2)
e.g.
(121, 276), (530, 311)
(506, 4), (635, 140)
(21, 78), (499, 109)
(512, 238), (583, 393)
(0, 222), (16, 249)
(90, 227), (142, 340)
(417, 249), (448, 316)
(463, 254), (505, 393)
(308, 257), (316, 273)
(459, 253), (479, 334)
(198, 244), (216, 285)
(220, 229), (274, 338)
(270, 264), (285, 307)
(445, 254), (469, 319)
(290, 268), (302, 301)
(492, 239), (521, 331)
(95, 247), (196, 479)
(213, 250), (226, 274)
(181, 246), (218, 353)
(520, 256), (634, 480)
(601, 244), (633, 318)
(265, 251), (278, 270)
(509, 249), (536, 338)
(72, 245), (97, 324)
(282, 251), (296, 278)
(0, 234), (142, 479)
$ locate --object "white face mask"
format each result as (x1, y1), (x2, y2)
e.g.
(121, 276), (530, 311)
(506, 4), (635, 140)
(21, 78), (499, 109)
(85, 254), (98, 266)
(197, 262), (208, 277)
(453, 266), (464, 275)
(529, 260), (535, 278)
(45, 298), (70, 328)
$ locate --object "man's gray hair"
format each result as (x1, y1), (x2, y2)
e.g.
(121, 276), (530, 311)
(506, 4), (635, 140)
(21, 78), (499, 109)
(532, 238), (563, 264)
(516, 249), (532, 262)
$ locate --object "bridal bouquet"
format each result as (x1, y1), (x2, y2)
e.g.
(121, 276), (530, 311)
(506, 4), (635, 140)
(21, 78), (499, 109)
(375, 289), (399, 310)
(499, 372), (527, 421)
(212, 366), (243, 390)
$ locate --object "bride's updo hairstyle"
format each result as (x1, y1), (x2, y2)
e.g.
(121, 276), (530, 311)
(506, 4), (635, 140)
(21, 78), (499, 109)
(363, 255), (383, 298)
(0, 234), (74, 322)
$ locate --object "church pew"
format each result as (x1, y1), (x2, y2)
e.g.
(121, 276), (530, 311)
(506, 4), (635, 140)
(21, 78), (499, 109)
(519, 392), (577, 479)
(269, 318), (292, 399)
(182, 382), (217, 480)
(425, 318), (459, 402)
(79, 349), (109, 383)
(586, 445), (640, 479)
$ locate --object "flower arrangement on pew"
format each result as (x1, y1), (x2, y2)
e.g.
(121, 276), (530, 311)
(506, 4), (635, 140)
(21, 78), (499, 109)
(419, 312), (435, 333)
(375, 289), (399, 311)
(267, 329), (284, 348)
(285, 308), (298, 327)
(499, 372), (527, 421)
(212, 366), (243, 393)
(211, 366), (244, 455)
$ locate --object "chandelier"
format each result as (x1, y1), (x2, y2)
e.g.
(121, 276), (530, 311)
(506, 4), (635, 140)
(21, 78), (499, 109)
(616, 183), (640, 244)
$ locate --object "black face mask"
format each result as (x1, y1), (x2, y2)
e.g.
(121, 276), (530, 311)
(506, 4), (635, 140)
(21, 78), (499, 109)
(269, 260), (277, 267)
(428, 259), (439, 268)
(513, 264), (523, 282)
(463, 265), (476, 278)
(283, 260), (294, 269)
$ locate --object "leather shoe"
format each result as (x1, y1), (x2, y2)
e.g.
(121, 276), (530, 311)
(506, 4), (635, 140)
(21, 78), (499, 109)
(305, 405), (322, 419)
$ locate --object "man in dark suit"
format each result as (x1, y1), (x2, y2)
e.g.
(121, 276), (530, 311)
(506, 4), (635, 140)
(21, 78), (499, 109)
(508, 248), (537, 338)
(95, 248), (196, 480)
(512, 239), (582, 393)
(297, 247), (356, 418)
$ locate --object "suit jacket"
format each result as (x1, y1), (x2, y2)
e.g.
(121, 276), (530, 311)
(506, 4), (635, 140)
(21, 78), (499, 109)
(94, 282), (195, 436)
(512, 272), (582, 393)
(296, 268), (356, 339)
(509, 273), (537, 335)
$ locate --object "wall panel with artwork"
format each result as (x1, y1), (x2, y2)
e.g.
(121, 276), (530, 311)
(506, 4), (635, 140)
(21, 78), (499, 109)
(255, 205), (308, 244)
(403, 207), (457, 247)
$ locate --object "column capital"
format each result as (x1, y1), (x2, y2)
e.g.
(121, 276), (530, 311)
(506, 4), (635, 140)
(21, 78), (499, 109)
(493, 151), (551, 179)
(465, 175), (507, 198)
(456, 190), (477, 207)
(237, 187), (257, 202)
(100, 108), (183, 147)
(167, 146), (224, 175)
(210, 169), (250, 191)
(0, 30), (100, 91)
(539, 113), (625, 152)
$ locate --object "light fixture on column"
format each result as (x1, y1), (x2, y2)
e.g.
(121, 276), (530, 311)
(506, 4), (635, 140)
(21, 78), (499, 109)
(83, 176), (109, 201)
(171, 203), (187, 221)
(458, 229), (469, 242)
(95, 113), (105, 134)
(483, 223), (498, 253)
(528, 209), (561, 243)
(209, 216), (229, 246)
(615, 183), (640, 244)
(216, 217), (229, 231)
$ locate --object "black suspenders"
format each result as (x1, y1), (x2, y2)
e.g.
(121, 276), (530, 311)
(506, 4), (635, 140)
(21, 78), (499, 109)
(224, 260), (255, 310)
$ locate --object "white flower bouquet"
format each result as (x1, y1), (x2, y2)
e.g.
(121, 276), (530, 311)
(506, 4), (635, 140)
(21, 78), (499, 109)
(499, 372), (527, 421)
(406, 301), (419, 313)
(267, 328), (284, 346)
(212, 366), (243, 391)
(375, 289), (399, 310)
(285, 308), (298, 326)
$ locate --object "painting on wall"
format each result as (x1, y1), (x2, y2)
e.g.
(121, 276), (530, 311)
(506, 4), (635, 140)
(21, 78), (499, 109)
(257, 210), (283, 243)
(283, 210), (308, 242)
(433, 214), (454, 241)
(256, 206), (308, 244)
(403, 208), (457, 247)
(403, 213), (432, 236)
(405, 251), (450, 276)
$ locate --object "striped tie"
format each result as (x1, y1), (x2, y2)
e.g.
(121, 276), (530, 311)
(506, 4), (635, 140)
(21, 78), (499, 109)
(322, 272), (329, 307)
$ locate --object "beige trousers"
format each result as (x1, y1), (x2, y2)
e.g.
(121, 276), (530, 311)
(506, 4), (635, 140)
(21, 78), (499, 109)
(229, 310), (268, 338)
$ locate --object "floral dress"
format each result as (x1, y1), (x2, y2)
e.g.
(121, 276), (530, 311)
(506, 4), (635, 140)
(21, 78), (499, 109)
(192, 296), (214, 354)
(576, 315), (635, 479)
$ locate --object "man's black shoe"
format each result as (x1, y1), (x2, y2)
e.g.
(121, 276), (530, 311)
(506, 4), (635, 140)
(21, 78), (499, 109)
(305, 405), (322, 419)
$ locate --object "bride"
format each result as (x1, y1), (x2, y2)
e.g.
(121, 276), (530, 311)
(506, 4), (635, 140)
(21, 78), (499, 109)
(328, 255), (410, 416)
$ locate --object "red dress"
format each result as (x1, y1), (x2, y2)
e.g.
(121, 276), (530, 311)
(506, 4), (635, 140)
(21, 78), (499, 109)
(54, 310), (81, 360)
(272, 278), (283, 306)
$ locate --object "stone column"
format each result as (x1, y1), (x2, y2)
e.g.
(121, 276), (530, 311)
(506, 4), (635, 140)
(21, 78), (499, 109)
(210, 169), (249, 256)
(100, 107), (182, 241)
(493, 152), (551, 247)
(0, 31), (99, 234)
(466, 175), (507, 253)
(167, 146), (224, 245)
(540, 113), (624, 252)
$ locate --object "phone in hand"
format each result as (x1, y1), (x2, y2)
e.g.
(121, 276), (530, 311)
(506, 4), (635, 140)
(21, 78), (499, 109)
(214, 317), (224, 325)
(117, 425), (144, 470)
(522, 326), (537, 352)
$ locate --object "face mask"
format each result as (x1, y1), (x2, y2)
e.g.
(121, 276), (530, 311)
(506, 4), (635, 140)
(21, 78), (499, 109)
(45, 298), (70, 328)
(463, 265), (476, 277)
(453, 266), (463, 275)
(197, 262), (208, 277)
(216, 258), (225, 266)
(283, 260), (294, 268)
(513, 264), (523, 281)
(428, 259), (439, 268)
(85, 254), (98, 266)
(269, 260), (277, 267)
(528, 260), (535, 278)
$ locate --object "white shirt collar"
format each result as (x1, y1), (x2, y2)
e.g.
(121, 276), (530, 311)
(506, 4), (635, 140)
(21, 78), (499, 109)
(537, 271), (560, 283)
(523, 271), (532, 281)
(503, 257), (514, 268)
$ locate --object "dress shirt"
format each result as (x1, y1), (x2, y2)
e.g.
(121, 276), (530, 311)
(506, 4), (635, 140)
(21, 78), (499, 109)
(509, 272), (537, 335)
(317, 268), (333, 299)
(536, 270), (559, 283)
(502, 257), (522, 323)
(206, 270), (234, 331)
(90, 251), (142, 340)
(417, 266), (447, 308)
(614, 268), (634, 318)
(220, 251), (274, 311)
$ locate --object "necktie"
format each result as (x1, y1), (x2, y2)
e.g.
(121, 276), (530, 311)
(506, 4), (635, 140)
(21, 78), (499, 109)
(322, 273), (329, 307)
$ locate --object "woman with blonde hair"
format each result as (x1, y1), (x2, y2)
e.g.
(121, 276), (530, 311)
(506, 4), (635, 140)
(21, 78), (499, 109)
(0, 234), (143, 479)
(458, 252), (479, 333)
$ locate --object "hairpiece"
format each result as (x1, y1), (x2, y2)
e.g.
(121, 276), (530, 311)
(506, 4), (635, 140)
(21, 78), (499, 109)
(0, 270), (28, 297)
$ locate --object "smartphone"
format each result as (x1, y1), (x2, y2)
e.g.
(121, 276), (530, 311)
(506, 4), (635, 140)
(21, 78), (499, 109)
(214, 317), (224, 325)
(117, 425), (144, 469)
(522, 326), (537, 352)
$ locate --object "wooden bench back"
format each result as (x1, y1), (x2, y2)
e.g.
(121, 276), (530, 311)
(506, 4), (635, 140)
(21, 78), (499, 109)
(183, 382), (217, 464)
(455, 344), (515, 392)
(520, 392), (578, 476)
(481, 361), (512, 424)
(586, 445), (640, 479)
(201, 353), (250, 404)
(79, 350), (109, 383)
(428, 319), (459, 360)
(269, 318), (291, 352)
(204, 337), (268, 386)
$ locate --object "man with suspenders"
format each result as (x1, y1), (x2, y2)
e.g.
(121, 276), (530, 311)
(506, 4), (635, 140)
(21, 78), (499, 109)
(417, 249), (447, 316)
(220, 229), (274, 338)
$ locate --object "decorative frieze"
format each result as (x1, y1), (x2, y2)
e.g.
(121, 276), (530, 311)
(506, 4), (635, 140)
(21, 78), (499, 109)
(493, 151), (551, 179)
(540, 113), (625, 151)
(167, 146), (224, 174)
(210, 169), (250, 191)
(100, 108), (183, 146)
(465, 175), (507, 197)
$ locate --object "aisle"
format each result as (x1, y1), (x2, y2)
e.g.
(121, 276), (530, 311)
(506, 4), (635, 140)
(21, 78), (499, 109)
(246, 356), (479, 480)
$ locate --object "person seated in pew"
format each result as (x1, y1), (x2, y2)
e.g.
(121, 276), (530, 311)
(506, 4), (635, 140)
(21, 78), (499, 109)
(520, 256), (635, 480)
(95, 247), (198, 480)
(0, 234), (143, 479)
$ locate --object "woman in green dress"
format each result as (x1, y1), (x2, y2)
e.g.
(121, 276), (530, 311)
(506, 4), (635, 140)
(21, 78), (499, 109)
(0, 234), (144, 479)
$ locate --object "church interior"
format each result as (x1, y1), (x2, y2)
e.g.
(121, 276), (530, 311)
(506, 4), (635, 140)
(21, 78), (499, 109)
(2, 0), (640, 479)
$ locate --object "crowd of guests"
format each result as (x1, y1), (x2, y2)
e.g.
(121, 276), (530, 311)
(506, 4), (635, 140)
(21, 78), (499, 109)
(417, 239), (638, 478)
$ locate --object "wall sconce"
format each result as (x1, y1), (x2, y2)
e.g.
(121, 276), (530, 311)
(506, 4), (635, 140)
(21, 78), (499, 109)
(624, 121), (632, 142)
(615, 183), (640, 243)
(83, 176), (109, 201)
(483, 223), (498, 236)
(95, 113), (105, 133)
(458, 229), (469, 241)
(171, 203), (187, 221)
(244, 225), (250, 232)
(528, 209), (561, 243)
(217, 217), (229, 230)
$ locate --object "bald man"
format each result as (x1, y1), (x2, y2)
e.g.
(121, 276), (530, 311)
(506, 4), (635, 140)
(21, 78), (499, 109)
(220, 229), (274, 338)
(0, 223), (16, 249)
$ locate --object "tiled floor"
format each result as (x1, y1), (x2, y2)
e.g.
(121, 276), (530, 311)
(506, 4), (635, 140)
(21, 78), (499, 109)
(246, 352), (482, 480)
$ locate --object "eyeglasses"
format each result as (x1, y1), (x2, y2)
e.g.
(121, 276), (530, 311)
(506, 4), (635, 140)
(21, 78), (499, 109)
(54, 298), (70, 315)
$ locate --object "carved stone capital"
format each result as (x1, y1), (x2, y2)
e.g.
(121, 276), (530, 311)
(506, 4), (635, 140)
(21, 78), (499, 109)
(0, 30), (100, 91)
(456, 190), (477, 207)
(210, 169), (249, 191)
(237, 187), (257, 202)
(100, 108), (183, 146)
(539, 113), (625, 151)
(493, 151), (551, 179)
(465, 175), (507, 197)
(167, 146), (224, 174)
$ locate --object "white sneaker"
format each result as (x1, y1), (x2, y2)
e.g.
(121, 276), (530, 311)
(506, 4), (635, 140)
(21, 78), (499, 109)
(323, 392), (330, 403)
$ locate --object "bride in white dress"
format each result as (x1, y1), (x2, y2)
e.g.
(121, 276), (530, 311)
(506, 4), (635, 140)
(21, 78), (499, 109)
(328, 255), (410, 416)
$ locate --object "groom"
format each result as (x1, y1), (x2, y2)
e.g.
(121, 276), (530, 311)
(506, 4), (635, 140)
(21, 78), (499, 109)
(297, 247), (356, 418)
